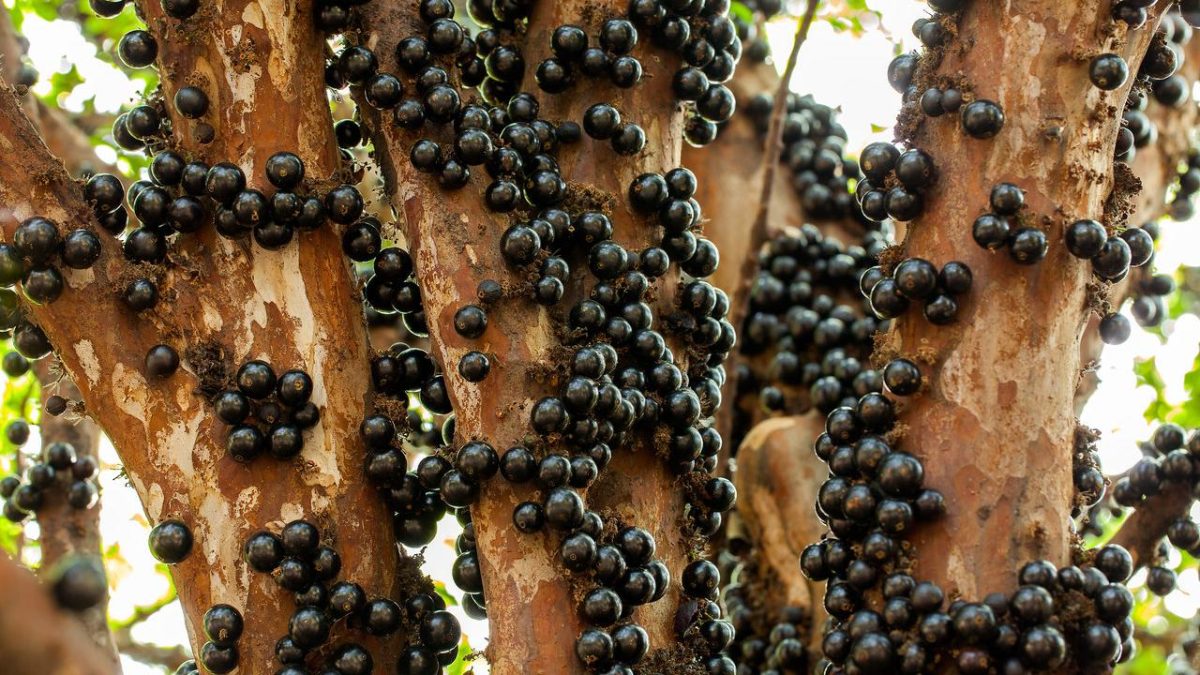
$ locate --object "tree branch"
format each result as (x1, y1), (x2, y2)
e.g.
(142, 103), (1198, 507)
(729, 1), (821, 344)
(0, 551), (119, 675)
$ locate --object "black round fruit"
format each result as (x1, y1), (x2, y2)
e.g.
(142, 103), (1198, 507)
(148, 519), (194, 563)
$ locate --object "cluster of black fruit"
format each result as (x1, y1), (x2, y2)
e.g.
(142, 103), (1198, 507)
(728, 0), (784, 64)
(358, 380), (456, 548)
(211, 360), (320, 462)
(801, 369), (1143, 671)
(886, 50), (1006, 141)
(242, 521), (462, 675)
(970, 182), (1050, 265)
(195, 604), (245, 674)
(734, 225), (888, 429)
(1, 440), (99, 522)
(743, 92), (866, 223)
(634, 0), (740, 147)
(719, 548), (811, 674)
(1168, 146), (1200, 222)
(811, 548), (1139, 672)
(795, 0), (1171, 670)
(374, 4), (743, 669)
(360, 244), (426, 336)
(1112, 423), (1200, 595)
(1063, 218), (1153, 283)
(864, 257), (972, 325)
(1128, 247), (1176, 332)
(856, 143), (936, 223)
(0, 216), (102, 306)
(535, 21), (646, 94)
(124, 150), (354, 261)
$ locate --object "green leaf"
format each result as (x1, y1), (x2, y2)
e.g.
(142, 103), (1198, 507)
(444, 638), (473, 675)
(433, 580), (458, 608)
(729, 1), (753, 23)
(1134, 357), (1172, 423)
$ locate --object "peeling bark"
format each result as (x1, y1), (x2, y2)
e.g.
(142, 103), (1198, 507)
(357, 3), (697, 673)
(892, 2), (1168, 600)
(0, 551), (119, 675)
(0, 0), (402, 668)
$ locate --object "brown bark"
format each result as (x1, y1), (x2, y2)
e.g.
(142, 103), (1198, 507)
(0, 0), (401, 669)
(892, 2), (1168, 600)
(0, 551), (120, 675)
(357, 3), (698, 673)
(1112, 482), (1191, 568)
(732, 416), (826, 620)
(0, 9), (118, 663)
(34, 363), (119, 664)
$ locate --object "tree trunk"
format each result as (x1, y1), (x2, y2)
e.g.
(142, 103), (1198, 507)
(0, 0), (404, 668)
(357, 3), (702, 672)
(891, 1), (1166, 600)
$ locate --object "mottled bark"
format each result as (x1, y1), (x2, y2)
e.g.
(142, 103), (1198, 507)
(0, 551), (119, 675)
(0, 0), (402, 669)
(357, 3), (696, 673)
(892, 2), (1167, 600)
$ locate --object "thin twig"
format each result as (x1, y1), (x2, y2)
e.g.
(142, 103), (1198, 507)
(731, 0), (822, 331)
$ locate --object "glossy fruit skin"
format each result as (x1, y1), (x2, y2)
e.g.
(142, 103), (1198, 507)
(243, 531), (283, 571)
(174, 86), (209, 118)
(1120, 227), (1154, 266)
(237, 360), (276, 398)
(203, 604), (244, 646)
(15, 217), (61, 264)
(1009, 228), (1048, 265)
(145, 344), (180, 378)
(22, 266), (64, 304)
(148, 519), (194, 563)
(265, 152), (305, 190)
(118, 30), (158, 68)
(1089, 53), (1129, 90)
(961, 100), (1005, 139)
(1099, 312), (1131, 345)
(989, 182), (1024, 215)
(1093, 236), (1132, 280)
(972, 214), (1011, 250)
(1065, 219), (1107, 258)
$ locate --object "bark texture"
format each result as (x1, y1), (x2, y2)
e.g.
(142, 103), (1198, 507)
(0, 0), (403, 669)
(0, 551), (120, 675)
(357, 3), (697, 673)
(892, 2), (1168, 600)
